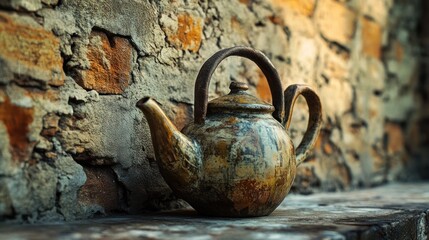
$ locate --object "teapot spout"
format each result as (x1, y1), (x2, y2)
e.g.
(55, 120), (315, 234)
(136, 97), (201, 196)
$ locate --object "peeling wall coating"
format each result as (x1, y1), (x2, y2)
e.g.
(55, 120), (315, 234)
(0, 0), (425, 221)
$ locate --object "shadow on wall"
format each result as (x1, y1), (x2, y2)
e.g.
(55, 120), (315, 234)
(410, 0), (429, 179)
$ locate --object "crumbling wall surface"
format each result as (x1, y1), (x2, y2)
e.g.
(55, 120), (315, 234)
(0, 0), (422, 221)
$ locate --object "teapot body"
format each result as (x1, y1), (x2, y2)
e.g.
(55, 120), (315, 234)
(181, 112), (296, 217)
(136, 46), (322, 218)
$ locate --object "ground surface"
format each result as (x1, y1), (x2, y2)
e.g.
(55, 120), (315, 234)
(1, 182), (428, 240)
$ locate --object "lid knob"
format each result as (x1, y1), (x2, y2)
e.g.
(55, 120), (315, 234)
(229, 82), (249, 93)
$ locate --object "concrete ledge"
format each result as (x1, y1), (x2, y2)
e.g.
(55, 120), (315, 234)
(1, 182), (429, 240)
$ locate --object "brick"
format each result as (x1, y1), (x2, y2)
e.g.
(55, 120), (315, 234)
(315, 0), (357, 47)
(319, 42), (349, 80)
(270, 0), (316, 17)
(319, 78), (353, 119)
(0, 179), (13, 217)
(385, 122), (405, 154)
(230, 16), (247, 37)
(0, 0), (43, 11)
(42, 0), (59, 6)
(26, 88), (61, 102)
(370, 143), (387, 178)
(163, 13), (203, 53)
(45, 152), (57, 159)
(41, 113), (60, 137)
(0, 96), (34, 162)
(359, 58), (385, 91)
(361, 17), (382, 59)
(34, 137), (53, 151)
(256, 69), (272, 104)
(268, 15), (283, 25)
(0, 12), (65, 86)
(292, 164), (320, 194)
(361, 0), (390, 26)
(290, 36), (319, 80)
(314, 131), (334, 155)
(393, 41), (404, 62)
(78, 166), (121, 213)
(238, 0), (251, 5)
(268, 0), (316, 37)
(77, 31), (133, 94)
(170, 102), (192, 131)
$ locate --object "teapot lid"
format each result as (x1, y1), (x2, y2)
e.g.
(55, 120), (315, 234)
(207, 82), (274, 114)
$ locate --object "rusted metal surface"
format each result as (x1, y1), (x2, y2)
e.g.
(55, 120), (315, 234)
(136, 47), (322, 217)
(1, 183), (428, 240)
(193, 46), (284, 124)
(283, 84), (322, 165)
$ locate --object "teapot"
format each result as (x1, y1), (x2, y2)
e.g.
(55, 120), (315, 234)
(136, 47), (322, 217)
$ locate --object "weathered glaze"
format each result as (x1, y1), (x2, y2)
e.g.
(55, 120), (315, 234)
(136, 46), (322, 217)
(182, 112), (296, 216)
(136, 97), (201, 197)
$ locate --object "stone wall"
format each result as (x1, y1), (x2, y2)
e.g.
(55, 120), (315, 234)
(0, 0), (424, 222)
(407, 0), (429, 179)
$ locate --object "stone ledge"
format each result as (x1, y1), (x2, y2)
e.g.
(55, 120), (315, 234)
(1, 182), (428, 240)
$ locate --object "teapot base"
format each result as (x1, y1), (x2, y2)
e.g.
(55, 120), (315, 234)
(195, 210), (273, 218)
(189, 201), (278, 218)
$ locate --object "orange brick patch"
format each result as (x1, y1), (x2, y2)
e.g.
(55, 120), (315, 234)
(361, 17), (382, 59)
(0, 12), (65, 86)
(314, 131), (334, 155)
(256, 70), (272, 104)
(41, 113), (60, 138)
(385, 122), (405, 154)
(0, 97), (34, 162)
(315, 0), (357, 46)
(166, 13), (203, 53)
(270, 0), (316, 17)
(77, 31), (133, 94)
(171, 102), (192, 131)
(78, 166), (121, 213)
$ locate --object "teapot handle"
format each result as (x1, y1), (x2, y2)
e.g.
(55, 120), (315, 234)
(194, 46), (284, 124)
(283, 84), (322, 165)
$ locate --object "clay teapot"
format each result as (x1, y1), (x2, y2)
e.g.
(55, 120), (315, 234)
(136, 47), (322, 217)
